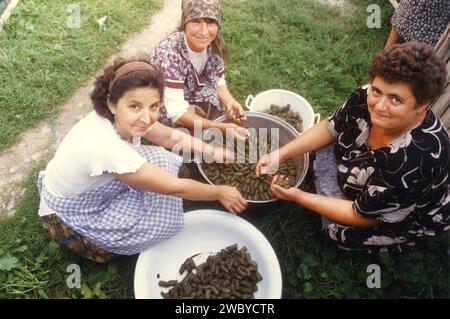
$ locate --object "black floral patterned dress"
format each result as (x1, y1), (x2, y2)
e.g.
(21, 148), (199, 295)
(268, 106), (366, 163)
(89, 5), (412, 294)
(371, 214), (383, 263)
(323, 86), (449, 252)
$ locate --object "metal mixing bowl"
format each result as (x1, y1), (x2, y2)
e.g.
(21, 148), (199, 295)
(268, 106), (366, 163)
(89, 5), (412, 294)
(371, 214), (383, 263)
(197, 111), (309, 203)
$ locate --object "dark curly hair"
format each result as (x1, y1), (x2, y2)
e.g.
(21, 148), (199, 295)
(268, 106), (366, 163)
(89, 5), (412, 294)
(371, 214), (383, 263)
(368, 41), (447, 106)
(91, 58), (164, 123)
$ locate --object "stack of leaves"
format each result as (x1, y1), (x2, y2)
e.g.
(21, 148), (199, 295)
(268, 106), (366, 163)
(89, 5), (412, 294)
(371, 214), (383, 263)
(265, 104), (304, 133)
(159, 244), (263, 299)
(202, 134), (299, 201)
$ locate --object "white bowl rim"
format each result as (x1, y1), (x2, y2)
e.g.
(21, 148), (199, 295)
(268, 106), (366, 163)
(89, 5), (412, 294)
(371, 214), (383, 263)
(248, 89), (315, 114)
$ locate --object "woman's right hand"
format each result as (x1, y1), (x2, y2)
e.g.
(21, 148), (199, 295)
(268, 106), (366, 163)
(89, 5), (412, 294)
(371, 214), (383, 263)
(216, 185), (248, 214)
(223, 123), (249, 141)
(255, 150), (283, 177)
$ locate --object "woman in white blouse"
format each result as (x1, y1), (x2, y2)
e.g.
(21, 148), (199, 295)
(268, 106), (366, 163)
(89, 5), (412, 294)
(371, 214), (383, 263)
(37, 58), (247, 262)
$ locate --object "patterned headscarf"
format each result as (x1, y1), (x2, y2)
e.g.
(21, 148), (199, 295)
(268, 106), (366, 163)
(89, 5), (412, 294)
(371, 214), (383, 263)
(181, 0), (223, 27)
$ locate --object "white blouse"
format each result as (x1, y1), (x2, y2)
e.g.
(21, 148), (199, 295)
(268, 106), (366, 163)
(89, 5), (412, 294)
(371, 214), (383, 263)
(38, 111), (147, 216)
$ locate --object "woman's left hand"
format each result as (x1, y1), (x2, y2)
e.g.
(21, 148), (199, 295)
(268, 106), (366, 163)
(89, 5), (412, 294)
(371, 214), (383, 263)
(270, 175), (303, 203)
(223, 123), (249, 141)
(225, 100), (247, 124)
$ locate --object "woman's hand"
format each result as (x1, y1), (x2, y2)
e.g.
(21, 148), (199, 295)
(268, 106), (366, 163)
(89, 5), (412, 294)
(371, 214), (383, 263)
(255, 150), (283, 177)
(269, 175), (303, 203)
(223, 123), (249, 141)
(216, 185), (248, 214)
(225, 100), (247, 124)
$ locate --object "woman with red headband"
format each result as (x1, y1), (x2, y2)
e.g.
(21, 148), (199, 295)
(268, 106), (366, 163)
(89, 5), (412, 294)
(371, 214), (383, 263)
(149, 0), (248, 139)
(37, 58), (247, 262)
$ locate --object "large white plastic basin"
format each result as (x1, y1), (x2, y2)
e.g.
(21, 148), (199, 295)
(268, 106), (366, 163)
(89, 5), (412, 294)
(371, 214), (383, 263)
(245, 89), (320, 131)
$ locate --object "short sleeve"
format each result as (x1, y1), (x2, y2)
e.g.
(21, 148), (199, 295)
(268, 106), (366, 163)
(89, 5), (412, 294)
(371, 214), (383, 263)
(327, 86), (369, 137)
(90, 141), (146, 177)
(162, 52), (187, 88)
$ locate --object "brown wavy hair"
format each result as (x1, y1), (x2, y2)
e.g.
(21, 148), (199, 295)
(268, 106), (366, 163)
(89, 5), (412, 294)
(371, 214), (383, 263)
(368, 41), (447, 106)
(90, 58), (164, 123)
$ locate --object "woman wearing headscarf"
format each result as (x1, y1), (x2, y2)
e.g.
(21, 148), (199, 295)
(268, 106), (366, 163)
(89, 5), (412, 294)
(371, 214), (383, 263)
(149, 0), (248, 139)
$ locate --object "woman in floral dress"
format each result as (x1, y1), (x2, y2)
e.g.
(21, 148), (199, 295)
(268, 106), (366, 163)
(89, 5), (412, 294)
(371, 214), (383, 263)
(149, 0), (248, 140)
(256, 42), (449, 252)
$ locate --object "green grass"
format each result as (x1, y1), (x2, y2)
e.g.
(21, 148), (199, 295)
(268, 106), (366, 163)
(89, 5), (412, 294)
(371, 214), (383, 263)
(224, 0), (395, 116)
(0, 0), (163, 152)
(0, 166), (137, 298)
(250, 204), (450, 298)
(1, 0), (449, 299)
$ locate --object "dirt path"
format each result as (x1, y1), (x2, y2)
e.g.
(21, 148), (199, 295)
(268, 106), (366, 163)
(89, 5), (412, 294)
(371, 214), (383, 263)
(0, 0), (350, 217)
(0, 0), (182, 216)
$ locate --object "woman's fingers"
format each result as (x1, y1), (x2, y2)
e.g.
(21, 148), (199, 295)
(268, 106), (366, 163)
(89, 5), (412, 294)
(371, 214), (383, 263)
(270, 174), (281, 187)
(235, 127), (249, 140)
(232, 189), (247, 212)
(233, 203), (244, 213)
(270, 174), (287, 188)
(219, 186), (248, 214)
(227, 108), (234, 120)
(270, 184), (286, 198)
(236, 200), (247, 212)
(255, 156), (269, 177)
(239, 111), (247, 121)
(228, 206), (237, 214)
(239, 196), (248, 207)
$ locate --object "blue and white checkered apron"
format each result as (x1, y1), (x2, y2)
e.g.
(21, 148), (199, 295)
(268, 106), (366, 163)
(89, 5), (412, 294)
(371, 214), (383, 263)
(38, 145), (184, 255)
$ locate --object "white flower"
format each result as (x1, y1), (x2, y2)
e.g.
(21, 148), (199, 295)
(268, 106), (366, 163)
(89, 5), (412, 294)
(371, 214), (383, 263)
(356, 118), (368, 132)
(367, 185), (387, 196)
(389, 132), (412, 153)
(355, 127), (369, 147)
(97, 16), (107, 31)
(338, 164), (348, 173)
(346, 166), (375, 186)
(327, 223), (339, 241)
(432, 214), (443, 223)
(381, 204), (416, 223)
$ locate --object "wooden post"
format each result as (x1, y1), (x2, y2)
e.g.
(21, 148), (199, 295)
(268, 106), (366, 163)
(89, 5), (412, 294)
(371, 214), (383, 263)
(431, 23), (450, 133)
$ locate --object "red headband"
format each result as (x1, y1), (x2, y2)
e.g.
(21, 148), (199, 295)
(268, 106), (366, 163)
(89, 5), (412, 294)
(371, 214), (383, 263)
(108, 61), (156, 94)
